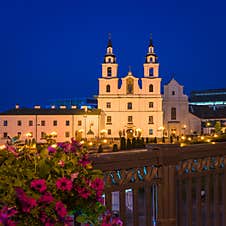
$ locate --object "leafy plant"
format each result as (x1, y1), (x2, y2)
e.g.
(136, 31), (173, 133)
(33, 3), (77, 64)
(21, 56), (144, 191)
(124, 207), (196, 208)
(0, 137), (122, 226)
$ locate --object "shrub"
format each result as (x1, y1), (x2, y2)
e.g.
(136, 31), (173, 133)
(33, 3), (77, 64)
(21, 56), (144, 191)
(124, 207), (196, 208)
(112, 144), (118, 152)
(98, 144), (103, 153)
(0, 137), (122, 226)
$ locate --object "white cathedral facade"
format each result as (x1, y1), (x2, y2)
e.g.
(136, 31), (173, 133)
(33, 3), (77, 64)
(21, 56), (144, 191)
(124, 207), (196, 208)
(0, 37), (201, 144)
(97, 37), (163, 138)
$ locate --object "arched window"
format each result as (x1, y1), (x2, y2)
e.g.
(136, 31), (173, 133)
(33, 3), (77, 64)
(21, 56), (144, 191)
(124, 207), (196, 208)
(107, 67), (112, 77)
(127, 102), (132, 110)
(149, 84), (153, 92)
(171, 107), (176, 120)
(106, 84), (110, 93)
(149, 68), (154, 76)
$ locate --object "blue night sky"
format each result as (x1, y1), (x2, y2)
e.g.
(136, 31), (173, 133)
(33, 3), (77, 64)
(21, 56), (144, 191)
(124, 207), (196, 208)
(0, 0), (226, 111)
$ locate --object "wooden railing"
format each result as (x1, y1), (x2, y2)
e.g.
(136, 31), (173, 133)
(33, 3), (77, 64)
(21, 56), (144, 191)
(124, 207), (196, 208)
(91, 142), (226, 226)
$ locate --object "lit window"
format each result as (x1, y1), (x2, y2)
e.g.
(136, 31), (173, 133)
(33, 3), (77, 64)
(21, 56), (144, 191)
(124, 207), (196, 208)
(149, 84), (153, 92)
(41, 121), (45, 126)
(65, 132), (70, 138)
(107, 129), (111, 135)
(128, 116), (133, 124)
(78, 120), (82, 126)
(53, 120), (57, 126)
(149, 129), (153, 135)
(29, 120), (33, 126)
(3, 120), (8, 126)
(148, 116), (154, 124)
(66, 120), (70, 126)
(149, 102), (154, 108)
(106, 102), (111, 108)
(106, 116), (112, 124)
(171, 107), (176, 120)
(17, 120), (22, 126)
(106, 85), (110, 93)
(127, 102), (132, 110)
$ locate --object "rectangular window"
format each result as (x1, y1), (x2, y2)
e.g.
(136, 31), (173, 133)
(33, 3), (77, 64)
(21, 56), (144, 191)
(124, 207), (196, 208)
(127, 102), (132, 110)
(148, 116), (154, 124)
(78, 120), (82, 126)
(106, 116), (112, 125)
(41, 120), (45, 126)
(149, 129), (153, 135)
(149, 102), (154, 108)
(17, 132), (21, 137)
(17, 120), (22, 126)
(53, 120), (57, 126)
(66, 120), (70, 126)
(29, 120), (33, 126)
(128, 116), (133, 124)
(3, 132), (8, 138)
(41, 132), (46, 138)
(171, 107), (176, 120)
(106, 102), (111, 108)
(107, 129), (111, 135)
(65, 131), (70, 138)
(3, 120), (8, 126)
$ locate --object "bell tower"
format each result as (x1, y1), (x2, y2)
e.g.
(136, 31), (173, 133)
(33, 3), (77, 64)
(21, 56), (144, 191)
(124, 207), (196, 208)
(102, 34), (118, 78)
(143, 34), (159, 77)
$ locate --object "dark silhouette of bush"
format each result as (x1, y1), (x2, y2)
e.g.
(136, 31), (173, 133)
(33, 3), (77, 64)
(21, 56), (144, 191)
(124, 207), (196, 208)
(146, 137), (149, 144)
(120, 137), (126, 150)
(132, 137), (136, 149)
(170, 136), (173, 144)
(162, 136), (165, 143)
(126, 138), (132, 150)
(112, 144), (118, 152)
(98, 144), (103, 153)
(154, 137), (157, 143)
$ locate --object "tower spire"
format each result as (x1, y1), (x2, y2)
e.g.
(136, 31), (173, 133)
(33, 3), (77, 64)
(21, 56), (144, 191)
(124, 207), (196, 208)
(108, 33), (112, 47)
(149, 33), (153, 47)
(104, 33), (116, 63)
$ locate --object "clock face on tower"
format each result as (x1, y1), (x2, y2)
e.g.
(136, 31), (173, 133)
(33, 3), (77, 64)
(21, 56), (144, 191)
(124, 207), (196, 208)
(127, 78), (134, 94)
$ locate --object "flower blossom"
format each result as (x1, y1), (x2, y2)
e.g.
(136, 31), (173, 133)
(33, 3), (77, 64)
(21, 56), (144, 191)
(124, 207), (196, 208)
(0, 206), (17, 226)
(70, 172), (79, 181)
(55, 201), (67, 218)
(79, 154), (91, 167)
(30, 179), (47, 193)
(56, 177), (73, 191)
(76, 186), (91, 199)
(15, 187), (37, 213)
(58, 160), (65, 167)
(38, 192), (54, 204)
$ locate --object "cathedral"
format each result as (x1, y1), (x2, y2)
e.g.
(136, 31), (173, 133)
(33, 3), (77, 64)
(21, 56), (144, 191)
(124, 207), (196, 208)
(97, 36), (163, 138)
(0, 36), (201, 144)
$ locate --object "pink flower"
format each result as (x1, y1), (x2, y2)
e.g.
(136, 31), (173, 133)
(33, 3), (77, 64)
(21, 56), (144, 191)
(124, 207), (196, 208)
(48, 146), (57, 153)
(58, 160), (65, 167)
(31, 179), (47, 193)
(38, 192), (54, 204)
(55, 201), (67, 218)
(15, 187), (37, 213)
(79, 154), (91, 167)
(76, 186), (91, 199)
(56, 177), (73, 191)
(6, 145), (18, 157)
(70, 172), (79, 181)
(91, 178), (104, 192)
(0, 206), (17, 226)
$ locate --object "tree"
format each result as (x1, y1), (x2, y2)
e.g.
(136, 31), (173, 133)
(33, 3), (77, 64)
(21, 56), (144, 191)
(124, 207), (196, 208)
(120, 137), (126, 150)
(215, 121), (221, 134)
(112, 144), (118, 152)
